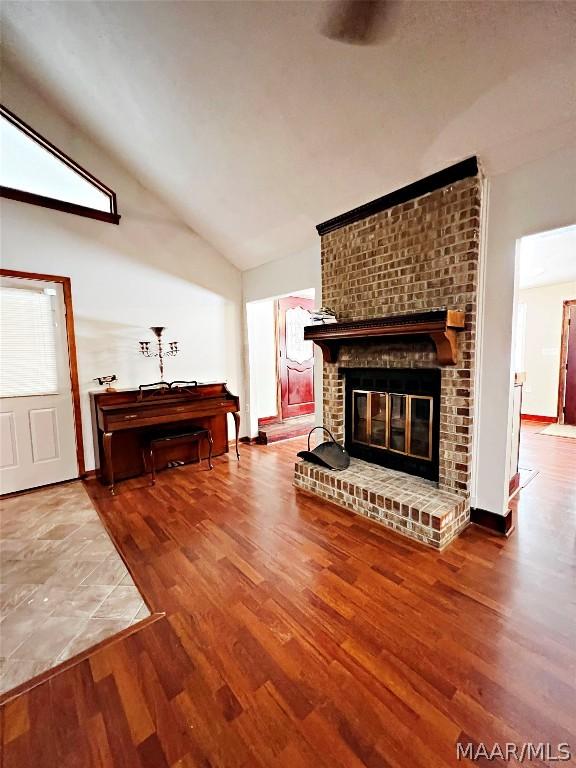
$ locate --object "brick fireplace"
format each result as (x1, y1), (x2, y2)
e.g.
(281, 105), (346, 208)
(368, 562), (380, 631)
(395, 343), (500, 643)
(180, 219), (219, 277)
(294, 160), (481, 549)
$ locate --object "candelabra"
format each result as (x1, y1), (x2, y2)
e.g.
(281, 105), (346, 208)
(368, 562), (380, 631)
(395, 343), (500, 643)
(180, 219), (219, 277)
(139, 326), (179, 380)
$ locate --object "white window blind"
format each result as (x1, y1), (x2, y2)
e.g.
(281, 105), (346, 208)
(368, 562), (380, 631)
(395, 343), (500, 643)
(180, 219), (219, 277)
(0, 287), (59, 397)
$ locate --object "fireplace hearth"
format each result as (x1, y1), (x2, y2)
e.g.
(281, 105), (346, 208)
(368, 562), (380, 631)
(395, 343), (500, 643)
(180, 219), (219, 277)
(344, 368), (440, 481)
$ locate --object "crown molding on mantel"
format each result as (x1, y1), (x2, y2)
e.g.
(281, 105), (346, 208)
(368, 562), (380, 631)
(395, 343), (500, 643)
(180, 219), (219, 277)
(316, 156), (479, 236)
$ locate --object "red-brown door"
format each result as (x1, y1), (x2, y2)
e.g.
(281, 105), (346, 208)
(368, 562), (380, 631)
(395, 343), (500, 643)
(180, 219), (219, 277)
(278, 296), (315, 419)
(563, 302), (576, 425)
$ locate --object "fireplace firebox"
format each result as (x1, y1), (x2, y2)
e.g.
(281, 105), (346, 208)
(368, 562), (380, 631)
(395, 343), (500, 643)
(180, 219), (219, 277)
(343, 368), (440, 481)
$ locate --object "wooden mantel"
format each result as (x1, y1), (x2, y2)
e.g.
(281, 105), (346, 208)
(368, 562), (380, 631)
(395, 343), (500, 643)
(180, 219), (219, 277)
(304, 309), (465, 365)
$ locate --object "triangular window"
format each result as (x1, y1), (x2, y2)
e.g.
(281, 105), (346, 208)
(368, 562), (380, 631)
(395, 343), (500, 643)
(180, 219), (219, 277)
(1, 105), (119, 224)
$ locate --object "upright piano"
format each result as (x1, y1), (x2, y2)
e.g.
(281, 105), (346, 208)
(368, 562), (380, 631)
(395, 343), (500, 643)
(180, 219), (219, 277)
(91, 382), (240, 492)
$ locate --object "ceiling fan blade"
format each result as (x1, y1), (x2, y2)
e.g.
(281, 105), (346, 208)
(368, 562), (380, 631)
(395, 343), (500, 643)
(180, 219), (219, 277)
(322, 0), (385, 45)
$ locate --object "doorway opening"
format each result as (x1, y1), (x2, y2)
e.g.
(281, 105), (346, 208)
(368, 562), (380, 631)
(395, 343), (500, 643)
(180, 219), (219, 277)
(0, 269), (83, 494)
(509, 225), (576, 499)
(246, 289), (316, 444)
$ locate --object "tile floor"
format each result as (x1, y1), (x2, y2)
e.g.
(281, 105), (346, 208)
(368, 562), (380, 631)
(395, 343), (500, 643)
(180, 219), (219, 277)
(0, 481), (150, 694)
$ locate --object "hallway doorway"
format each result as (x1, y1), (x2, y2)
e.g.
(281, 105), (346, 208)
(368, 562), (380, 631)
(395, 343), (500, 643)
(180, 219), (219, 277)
(509, 225), (576, 498)
(246, 289), (316, 444)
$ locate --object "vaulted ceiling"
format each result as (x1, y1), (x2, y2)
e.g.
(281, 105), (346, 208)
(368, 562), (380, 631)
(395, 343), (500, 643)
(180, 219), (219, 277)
(2, 1), (575, 270)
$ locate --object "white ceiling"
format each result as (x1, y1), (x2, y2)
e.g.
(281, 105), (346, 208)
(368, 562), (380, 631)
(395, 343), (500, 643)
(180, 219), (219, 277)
(2, 1), (575, 271)
(519, 225), (576, 290)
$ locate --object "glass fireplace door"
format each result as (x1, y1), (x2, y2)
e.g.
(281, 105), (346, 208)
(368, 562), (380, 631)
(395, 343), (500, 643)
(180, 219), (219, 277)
(351, 390), (434, 463)
(408, 396), (433, 460)
(352, 391), (369, 444)
(388, 394), (407, 453)
(352, 390), (389, 448)
(370, 393), (387, 447)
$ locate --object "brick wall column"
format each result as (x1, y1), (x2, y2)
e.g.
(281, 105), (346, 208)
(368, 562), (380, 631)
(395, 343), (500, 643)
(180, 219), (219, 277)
(319, 177), (481, 496)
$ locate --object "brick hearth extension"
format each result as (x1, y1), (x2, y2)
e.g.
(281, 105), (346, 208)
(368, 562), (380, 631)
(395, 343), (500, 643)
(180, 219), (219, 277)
(294, 458), (469, 550)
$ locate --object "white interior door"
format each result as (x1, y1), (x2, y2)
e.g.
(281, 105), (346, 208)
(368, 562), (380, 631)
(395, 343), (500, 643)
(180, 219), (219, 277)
(0, 277), (78, 494)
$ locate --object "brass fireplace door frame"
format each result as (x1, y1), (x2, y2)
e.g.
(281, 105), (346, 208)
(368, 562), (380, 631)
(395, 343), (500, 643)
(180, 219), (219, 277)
(351, 390), (433, 461)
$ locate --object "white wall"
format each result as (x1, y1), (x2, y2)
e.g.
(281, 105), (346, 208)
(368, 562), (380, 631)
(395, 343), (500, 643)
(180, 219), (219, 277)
(1, 67), (244, 471)
(246, 299), (278, 435)
(242, 245), (323, 434)
(242, 244), (321, 305)
(474, 144), (576, 514)
(519, 281), (576, 417)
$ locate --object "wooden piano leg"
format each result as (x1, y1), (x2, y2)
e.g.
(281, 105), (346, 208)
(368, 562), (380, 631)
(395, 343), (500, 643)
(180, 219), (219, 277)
(207, 431), (214, 470)
(150, 445), (156, 485)
(232, 412), (240, 460)
(103, 431), (115, 495)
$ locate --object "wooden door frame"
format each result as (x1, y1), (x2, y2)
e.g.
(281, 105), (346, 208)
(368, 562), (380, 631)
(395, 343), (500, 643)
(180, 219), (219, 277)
(557, 299), (576, 424)
(274, 299), (283, 422)
(256, 301), (282, 429)
(0, 268), (85, 476)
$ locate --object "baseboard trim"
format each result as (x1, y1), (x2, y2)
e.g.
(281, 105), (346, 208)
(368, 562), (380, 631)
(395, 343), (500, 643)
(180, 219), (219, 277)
(508, 471), (520, 496)
(0, 476), (81, 499)
(470, 506), (515, 537)
(521, 414), (556, 423)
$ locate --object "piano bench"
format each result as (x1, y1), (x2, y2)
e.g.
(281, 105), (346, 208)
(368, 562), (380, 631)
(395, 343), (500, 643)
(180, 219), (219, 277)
(143, 427), (214, 485)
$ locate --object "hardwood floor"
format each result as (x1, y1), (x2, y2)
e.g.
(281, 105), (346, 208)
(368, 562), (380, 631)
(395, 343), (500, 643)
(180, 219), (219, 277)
(2, 427), (575, 767)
